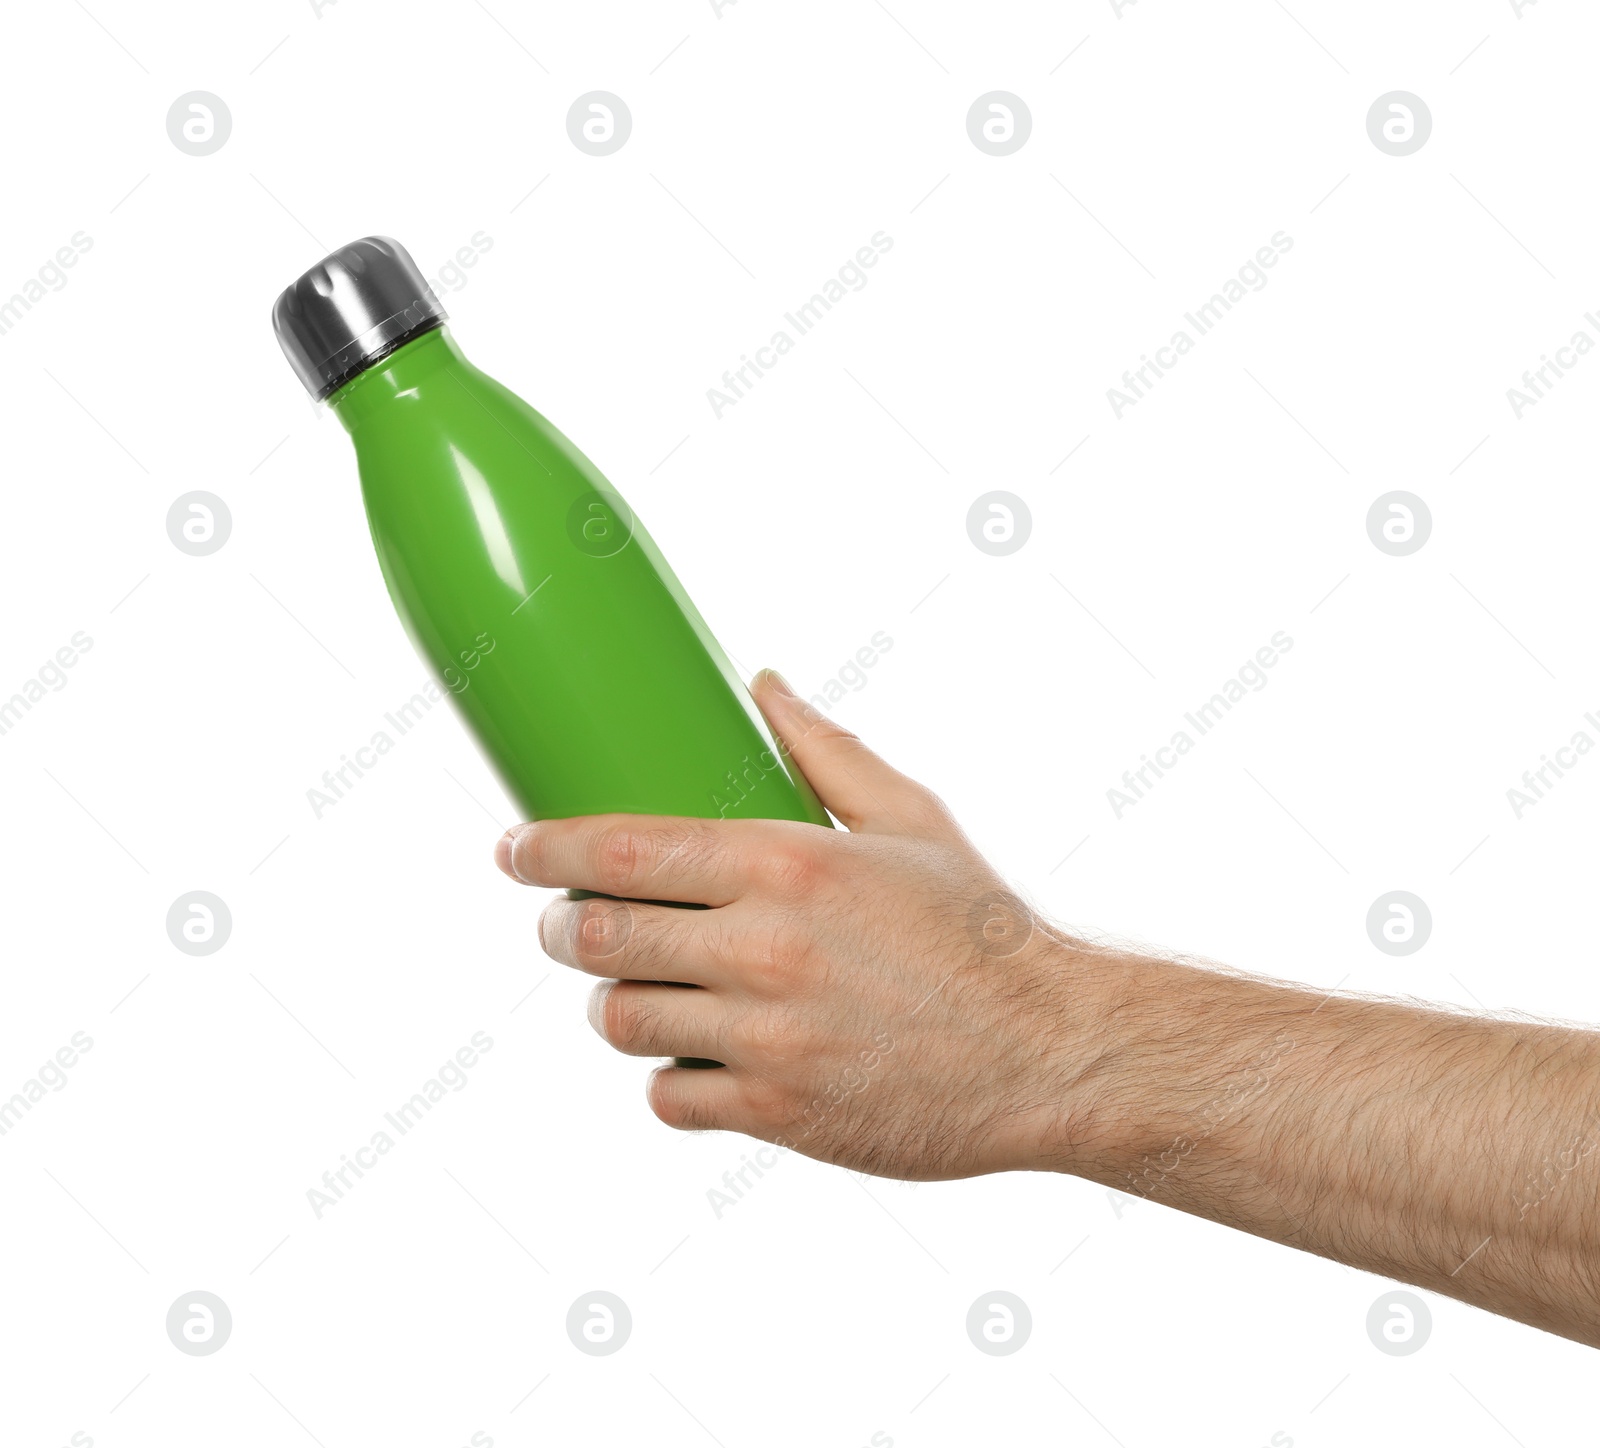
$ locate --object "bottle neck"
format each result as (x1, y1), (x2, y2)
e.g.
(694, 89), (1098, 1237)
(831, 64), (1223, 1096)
(327, 324), (466, 433)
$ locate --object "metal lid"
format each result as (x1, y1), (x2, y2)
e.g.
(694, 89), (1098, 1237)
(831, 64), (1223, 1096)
(271, 236), (447, 401)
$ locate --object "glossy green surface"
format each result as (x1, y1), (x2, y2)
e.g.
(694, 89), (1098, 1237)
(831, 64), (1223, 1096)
(330, 325), (830, 830)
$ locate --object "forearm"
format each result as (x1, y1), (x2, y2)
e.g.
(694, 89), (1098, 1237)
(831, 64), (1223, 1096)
(1053, 940), (1600, 1345)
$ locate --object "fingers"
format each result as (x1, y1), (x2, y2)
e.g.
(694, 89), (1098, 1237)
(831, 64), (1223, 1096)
(498, 814), (781, 905)
(646, 1060), (769, 1134)
(750, 669), (960, 840)
(587, 980), (728, 1061)
(539, 895), (730, 987)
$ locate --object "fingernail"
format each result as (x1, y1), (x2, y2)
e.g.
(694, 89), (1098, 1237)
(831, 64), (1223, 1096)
(587, 979), (614, 1037)
(763, 669), (796, 698)
(496, 826), (527, 881)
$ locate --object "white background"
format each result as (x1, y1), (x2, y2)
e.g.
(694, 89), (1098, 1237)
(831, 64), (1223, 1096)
(0, 0), (1595, 1443)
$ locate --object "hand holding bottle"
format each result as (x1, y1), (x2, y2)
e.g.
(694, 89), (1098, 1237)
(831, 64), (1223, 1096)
(499, 668), (1080, 1180)
(497, 671), (1600, 1349)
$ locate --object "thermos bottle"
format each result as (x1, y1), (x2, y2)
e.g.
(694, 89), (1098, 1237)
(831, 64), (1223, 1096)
(271, 235), (829, 828)
(272, 236), (830, 1064)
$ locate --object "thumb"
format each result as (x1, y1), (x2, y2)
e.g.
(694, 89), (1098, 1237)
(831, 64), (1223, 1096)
(751, 668), (958, 839)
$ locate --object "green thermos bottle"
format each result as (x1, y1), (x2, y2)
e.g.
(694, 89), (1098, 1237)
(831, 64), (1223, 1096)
(272, 237), (829, 1062)
(272, 235), (828, 829)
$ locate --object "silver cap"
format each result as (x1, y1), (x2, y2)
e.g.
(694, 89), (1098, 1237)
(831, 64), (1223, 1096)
(271, 236), (447, 401)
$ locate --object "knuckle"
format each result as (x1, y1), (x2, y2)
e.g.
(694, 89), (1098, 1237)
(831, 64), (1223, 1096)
(755, 840), (826, 899)
(783, 697), (842, 747)
(595, 826), (642, 894)
(599, 982), (654, 1050)
(570, 898), (634, 972)
(741, 912), (815, 992)
(879, 776), (954, 838)
(912, 788), (960, 835)
(810, 711), (858, 746)
(738, 1074), (793, 1131)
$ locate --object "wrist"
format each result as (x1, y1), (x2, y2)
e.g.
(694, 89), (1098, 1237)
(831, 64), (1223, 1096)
(1034, 944), (1316, 1203)
(974, 930), (1154, 1177)
(1023, 932), (1156, 1178)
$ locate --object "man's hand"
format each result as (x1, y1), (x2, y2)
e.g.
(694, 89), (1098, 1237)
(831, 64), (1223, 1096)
(495, 669), (1107, 1181)
(496, 669), (1600, 1348)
